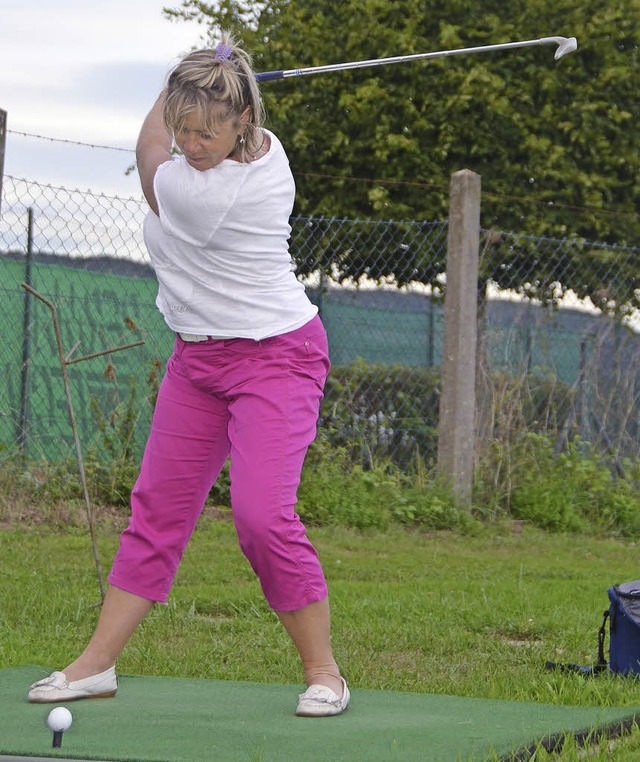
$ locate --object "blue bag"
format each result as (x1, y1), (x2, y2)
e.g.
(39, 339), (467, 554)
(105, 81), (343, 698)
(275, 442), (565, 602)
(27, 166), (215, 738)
(546, 580), (640, 677)
(607, 581), (640, 676)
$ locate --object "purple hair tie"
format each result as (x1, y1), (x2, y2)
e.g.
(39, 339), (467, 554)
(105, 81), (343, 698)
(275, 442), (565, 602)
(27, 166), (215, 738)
(215, 43), (233, 60)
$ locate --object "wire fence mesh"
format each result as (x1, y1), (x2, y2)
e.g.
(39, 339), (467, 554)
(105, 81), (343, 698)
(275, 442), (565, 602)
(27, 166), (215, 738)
(1, 174), (639, 477)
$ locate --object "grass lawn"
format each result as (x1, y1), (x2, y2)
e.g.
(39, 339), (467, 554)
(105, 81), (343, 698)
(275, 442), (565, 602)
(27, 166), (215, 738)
(1, 514), (639, 759)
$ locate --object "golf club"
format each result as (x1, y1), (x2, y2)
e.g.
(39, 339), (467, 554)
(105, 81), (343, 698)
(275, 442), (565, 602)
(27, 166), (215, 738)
(256, 35), (578, 82)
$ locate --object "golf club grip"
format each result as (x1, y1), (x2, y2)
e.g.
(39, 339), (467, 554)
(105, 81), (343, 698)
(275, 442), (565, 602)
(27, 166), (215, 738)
(255, 70), (285, 82)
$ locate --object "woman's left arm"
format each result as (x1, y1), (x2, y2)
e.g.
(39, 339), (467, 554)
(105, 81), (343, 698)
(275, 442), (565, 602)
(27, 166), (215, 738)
(136, 91), (172, 215)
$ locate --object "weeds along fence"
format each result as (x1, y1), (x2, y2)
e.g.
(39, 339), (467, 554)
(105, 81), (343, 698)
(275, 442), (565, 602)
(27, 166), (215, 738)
(1, 174), (640, 483)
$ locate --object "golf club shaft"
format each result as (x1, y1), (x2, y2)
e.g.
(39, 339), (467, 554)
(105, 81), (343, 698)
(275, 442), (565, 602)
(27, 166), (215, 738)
(256, 36), (576, 81)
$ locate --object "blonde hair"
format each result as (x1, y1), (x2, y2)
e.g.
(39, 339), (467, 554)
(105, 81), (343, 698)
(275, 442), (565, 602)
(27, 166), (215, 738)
(163, 32), (264, 162)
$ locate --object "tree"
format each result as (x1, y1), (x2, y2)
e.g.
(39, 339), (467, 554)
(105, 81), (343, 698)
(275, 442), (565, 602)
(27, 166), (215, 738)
(164, 0), (639, 303)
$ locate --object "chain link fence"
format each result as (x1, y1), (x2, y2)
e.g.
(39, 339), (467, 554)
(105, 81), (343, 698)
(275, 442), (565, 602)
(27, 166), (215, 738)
(1, 174), (639, 478)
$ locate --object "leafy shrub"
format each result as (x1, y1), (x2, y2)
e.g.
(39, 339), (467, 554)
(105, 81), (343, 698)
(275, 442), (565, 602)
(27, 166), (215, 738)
(86, 374), (149, 506)
(392, 483), (470, 530)
(320, 359), (440, 471)
(507, 434), (640, 536)
(297, 433), (473, 531)
(297, 433), (399, 529)
(5, 355), (640, 539)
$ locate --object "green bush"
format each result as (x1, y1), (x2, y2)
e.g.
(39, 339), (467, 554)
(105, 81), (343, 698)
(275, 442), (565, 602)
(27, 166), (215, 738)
(320, 359), (440, 471)
(391, 483), (470, 530)
(4, 357), (640, 540)
(297, 433), (472, 531)
(85, 374), (148, 506)
(297, 433), (398, 529)
(507, 434), (640, 536)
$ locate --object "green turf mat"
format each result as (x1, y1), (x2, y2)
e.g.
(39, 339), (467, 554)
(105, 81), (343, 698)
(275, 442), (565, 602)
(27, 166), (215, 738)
(1, 667), (637, 762)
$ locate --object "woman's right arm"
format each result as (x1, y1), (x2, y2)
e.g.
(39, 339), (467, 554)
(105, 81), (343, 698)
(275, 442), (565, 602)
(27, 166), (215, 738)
(136, 91), (172, 215)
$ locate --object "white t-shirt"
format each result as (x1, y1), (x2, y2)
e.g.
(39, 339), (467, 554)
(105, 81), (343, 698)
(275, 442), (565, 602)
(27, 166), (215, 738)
(143, 129), (317, 340)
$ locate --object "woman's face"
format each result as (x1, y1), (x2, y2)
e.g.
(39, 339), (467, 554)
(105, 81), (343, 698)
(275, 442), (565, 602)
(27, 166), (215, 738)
(174, 108), (245, 171)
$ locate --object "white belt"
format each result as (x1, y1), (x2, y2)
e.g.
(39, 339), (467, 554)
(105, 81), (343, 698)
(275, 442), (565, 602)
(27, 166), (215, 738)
(178, 333), (211, 342)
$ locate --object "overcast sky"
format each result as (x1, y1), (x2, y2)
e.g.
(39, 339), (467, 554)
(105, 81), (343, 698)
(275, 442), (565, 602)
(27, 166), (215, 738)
(1, 0), (204, 197)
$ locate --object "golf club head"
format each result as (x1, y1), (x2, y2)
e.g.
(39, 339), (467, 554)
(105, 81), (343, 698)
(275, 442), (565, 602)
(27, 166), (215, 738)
(554, 36), (578, 60)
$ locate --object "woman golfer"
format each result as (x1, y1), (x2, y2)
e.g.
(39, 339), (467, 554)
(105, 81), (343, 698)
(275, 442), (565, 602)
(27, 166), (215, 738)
(28, 33), (349, 718)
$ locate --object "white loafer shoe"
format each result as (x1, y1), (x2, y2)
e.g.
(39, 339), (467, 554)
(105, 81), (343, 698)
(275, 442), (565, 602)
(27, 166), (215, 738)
(295, 676), (350, 717)
(28, 667), (118, 703)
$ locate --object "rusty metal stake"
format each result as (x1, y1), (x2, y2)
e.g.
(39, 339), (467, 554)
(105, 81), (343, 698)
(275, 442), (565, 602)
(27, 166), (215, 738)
(21, 283), (145, 602)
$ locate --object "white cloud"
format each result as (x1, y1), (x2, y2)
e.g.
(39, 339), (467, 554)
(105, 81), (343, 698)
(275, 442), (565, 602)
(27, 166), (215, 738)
(0, 0), (204, 193)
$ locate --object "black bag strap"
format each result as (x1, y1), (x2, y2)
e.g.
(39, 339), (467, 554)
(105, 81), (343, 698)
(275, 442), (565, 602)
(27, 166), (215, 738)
(595, 609), (610, 672)
(545, 609), (610, 676)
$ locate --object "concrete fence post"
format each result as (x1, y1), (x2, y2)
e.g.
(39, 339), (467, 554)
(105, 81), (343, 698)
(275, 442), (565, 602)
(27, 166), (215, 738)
(437, 169), (481, 505)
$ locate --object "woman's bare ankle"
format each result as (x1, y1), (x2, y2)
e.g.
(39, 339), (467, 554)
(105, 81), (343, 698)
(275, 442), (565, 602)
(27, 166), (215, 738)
(63, 655), (115, 682)
(305, 670), (343, 697)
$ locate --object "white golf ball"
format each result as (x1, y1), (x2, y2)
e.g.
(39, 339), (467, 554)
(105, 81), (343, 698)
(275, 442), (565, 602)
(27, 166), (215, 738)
(47, 707), (73, 732)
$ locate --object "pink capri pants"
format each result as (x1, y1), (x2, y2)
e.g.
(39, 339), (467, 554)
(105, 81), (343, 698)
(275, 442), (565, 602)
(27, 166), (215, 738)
(108, 315), (330, 611)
